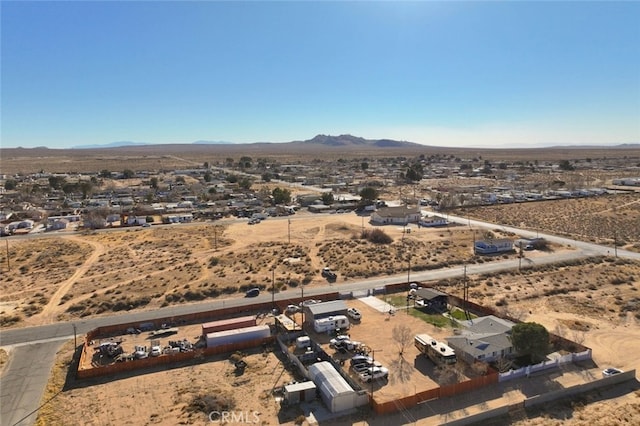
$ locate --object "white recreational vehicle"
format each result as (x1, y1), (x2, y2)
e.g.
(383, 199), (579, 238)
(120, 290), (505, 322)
(313, 315), (349, 333)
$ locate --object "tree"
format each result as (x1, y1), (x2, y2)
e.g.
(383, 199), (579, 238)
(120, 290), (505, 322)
(99, 169), (111, 178)
(48, 176), (66, 190)
(122, 169), (135, 179)
(272, 187), (291, 205)
(558, 160), (575, 171)
(510, 322), (549, 363)
(203, 171), (212, 183)
(361, 162), (369, 171)
(149, 177), (159, 189)
(4, 179), (17, 190)
(321, 192), (334, 205)
(359, 186), (378, 203)
(239, 177), (252, 190)
(392, 325), (412, 357)
(405, 163), (423, 182)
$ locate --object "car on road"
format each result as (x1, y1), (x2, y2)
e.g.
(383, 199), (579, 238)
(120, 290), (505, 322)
(347, 307), (362, 321)
(141, 223), (151, 228)
(321, 267), (337, 281)
(248, 218), (261, 225)
(299, 299), (321, 307)
(245, 288), (260, 297)
(602, 367), (623, 377)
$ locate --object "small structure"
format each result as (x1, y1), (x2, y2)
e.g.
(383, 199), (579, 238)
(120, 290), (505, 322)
(308, 361), (362, 413)
(205, 324), (270, 348)
(201, 315), (256, 336)
(283, 381), (317, 404)
(303, 300), (348, 327)
(414, 288), (448, 312)
(474, 239), (513, 255)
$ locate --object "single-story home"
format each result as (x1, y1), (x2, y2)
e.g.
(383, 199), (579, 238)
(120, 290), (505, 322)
(446, 315), (516, 363)
(474, 239), (513, 255)
(370, 206), (421, 226)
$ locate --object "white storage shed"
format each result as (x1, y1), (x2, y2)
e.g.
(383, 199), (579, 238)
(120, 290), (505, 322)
(308, 361), (358, 413)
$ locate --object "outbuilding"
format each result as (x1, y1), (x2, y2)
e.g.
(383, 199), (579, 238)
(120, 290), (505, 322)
(283, 381), (317, 405)
(303, 300), (348, 327)
(308, 361), (360, 413)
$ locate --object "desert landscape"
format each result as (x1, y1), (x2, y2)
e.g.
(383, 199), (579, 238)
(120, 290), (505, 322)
(1, 191), (639, 425)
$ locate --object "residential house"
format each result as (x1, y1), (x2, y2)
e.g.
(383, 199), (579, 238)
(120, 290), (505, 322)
(474, 239), (513, 255)
(446, 315), (516, 363)
(370, 206), (421, 225)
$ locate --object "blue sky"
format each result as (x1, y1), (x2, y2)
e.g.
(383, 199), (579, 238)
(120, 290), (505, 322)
(2, 1), (639, 149)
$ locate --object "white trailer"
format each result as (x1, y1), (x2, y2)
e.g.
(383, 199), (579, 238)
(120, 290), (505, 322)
(205, 324), (270, 348)
(313, 315), (349, 333)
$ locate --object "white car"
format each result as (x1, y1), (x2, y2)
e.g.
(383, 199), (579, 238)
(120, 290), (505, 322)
(602, 367), (623, 377)
(347, 308), (362, 320)
(329, 335), (351, 348)
(358, 366), (389, 383)
(149, 345), (162, 357)
(286, 304), (301, 314)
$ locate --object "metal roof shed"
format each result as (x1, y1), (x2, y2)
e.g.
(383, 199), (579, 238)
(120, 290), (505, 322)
(304, 300), (348, 325)
(283, 381), (317, 404)
(308, 361), (357, 413)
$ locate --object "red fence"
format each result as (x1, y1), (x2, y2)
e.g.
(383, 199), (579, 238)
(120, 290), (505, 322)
(370, 370), (499, 415)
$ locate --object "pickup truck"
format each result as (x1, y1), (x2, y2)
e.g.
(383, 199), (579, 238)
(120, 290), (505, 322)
(321, 267), (337, 281)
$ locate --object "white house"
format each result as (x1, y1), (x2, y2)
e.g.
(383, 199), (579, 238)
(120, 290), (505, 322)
(370, 206), (421, 225)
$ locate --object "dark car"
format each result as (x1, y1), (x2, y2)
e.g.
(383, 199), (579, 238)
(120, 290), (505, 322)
(245, 288), (260, 297)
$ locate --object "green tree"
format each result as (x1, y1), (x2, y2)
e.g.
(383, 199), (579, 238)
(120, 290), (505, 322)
(361, 162), (369, 171)
(559, 160), (575, 171)
(239, 177), (252, 190)
(99, 169), (111, 178)
(239, 156), (252, 169)
(4, 179), (17, 190)
(272, 187), (291, 204)
(405, 163), (424, 182)
(48, 176), (66, 190)
(203, 171), (212, 182)
(510, 322), (550, 363)
(359, 186), (379, 203)
(122, 169), (135, 179)
(321, 192), (334, 205)
(150, 177), (159, 189)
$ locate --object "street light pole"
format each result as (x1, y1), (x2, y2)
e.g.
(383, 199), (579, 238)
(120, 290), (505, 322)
(73, 323), (77, 349)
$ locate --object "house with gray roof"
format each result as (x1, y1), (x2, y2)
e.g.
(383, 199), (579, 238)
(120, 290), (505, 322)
(446, 315), (516, 363)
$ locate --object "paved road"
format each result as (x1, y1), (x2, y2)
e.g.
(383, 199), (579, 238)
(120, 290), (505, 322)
(1, 216), (639, 425)
(0, 340), (65, 426)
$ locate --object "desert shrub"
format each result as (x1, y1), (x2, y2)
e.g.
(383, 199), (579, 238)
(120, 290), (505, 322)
(361, 229), (393, 244)
(0, 314), (21, 326)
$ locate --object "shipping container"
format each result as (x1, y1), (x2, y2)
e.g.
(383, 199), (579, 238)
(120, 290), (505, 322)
(205, 324), (271, 348)
(201, 315), (257, 335)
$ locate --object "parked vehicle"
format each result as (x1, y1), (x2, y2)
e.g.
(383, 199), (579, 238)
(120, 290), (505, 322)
(347, 308), (361, 320)
(299, 299), (321, 307)
(321, 267), (337, 281)
(245, 288), (260, 297)
(149, 345), (162, 357)
(286, 304), (301, 314)
(313, 315), (349, 333)
(350, 355), (375, 367)
(358, 366), (389, 383)
(329, 335), (351, 348)
(602, 367), (623, 377)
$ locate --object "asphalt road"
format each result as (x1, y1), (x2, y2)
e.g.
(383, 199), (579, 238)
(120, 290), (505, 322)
(1, 214), (639, 426)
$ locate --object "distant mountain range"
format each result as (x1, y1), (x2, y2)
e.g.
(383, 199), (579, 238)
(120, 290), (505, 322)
(73, 140), (234, 149)
(43, 135), (640, 150)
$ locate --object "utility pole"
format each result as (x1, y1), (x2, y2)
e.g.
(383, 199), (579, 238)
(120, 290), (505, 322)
(5, 239), (9, 271)
(288, 218), (291, 244)
(271, 269), (275, 308)
(73, 323), (77, 349)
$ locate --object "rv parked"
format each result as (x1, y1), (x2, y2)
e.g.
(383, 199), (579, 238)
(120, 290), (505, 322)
(313, 315), (349, 333)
